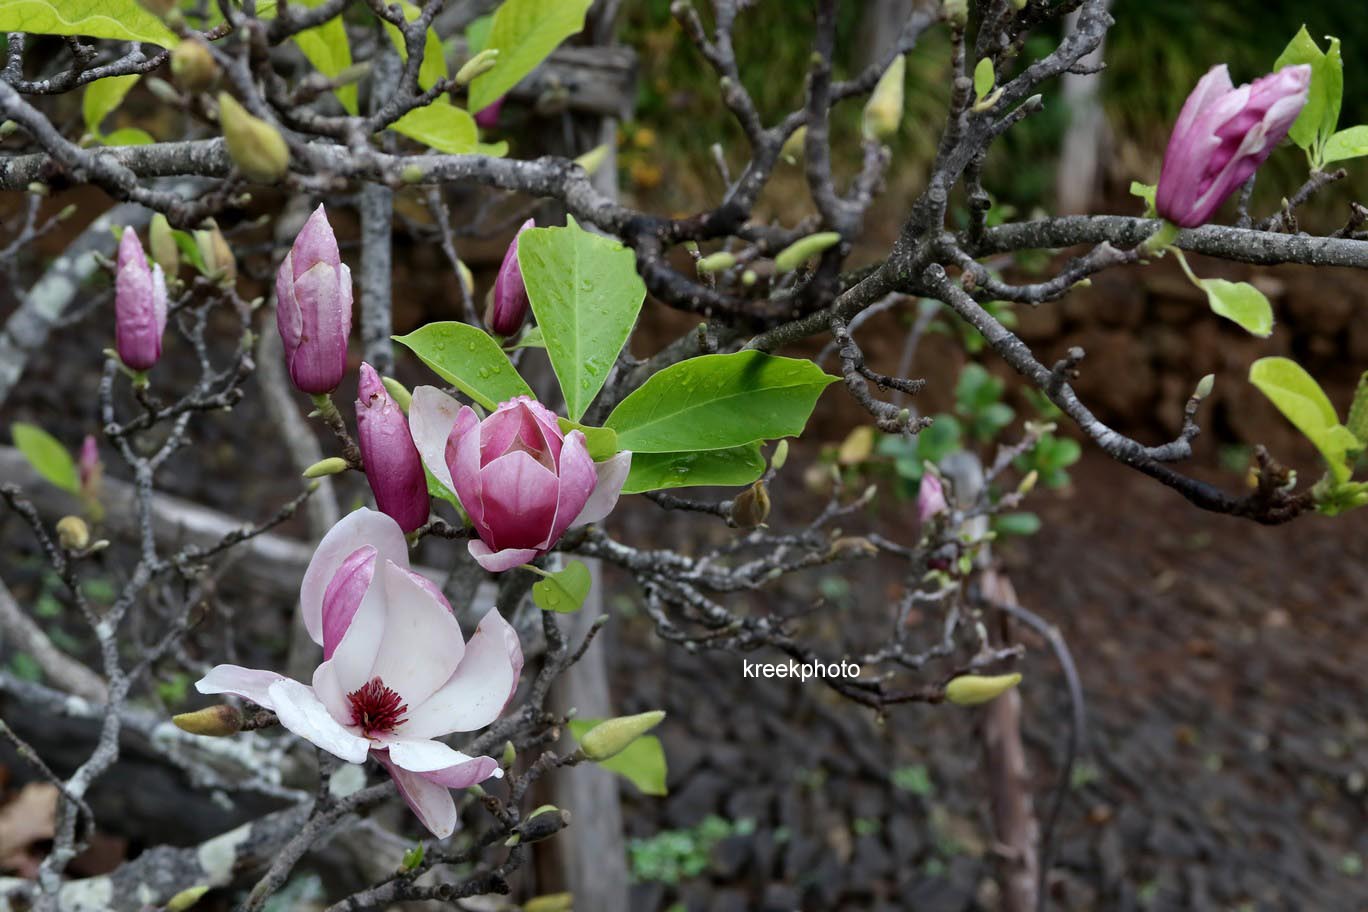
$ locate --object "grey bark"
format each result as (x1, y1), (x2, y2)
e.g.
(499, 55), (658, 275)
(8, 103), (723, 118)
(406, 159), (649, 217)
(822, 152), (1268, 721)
(359, 42), (399, 375)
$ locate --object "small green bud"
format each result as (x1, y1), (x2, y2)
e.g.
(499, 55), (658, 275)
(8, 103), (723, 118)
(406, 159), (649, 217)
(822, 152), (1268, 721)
(730, 480), (771, 528)
(194, 220), (236, 284)
(166, 885), (210, 911)
(455, 48), (500, 86)
(145, 77), (181, 104)
(501, 740), (517, 767)
(400, 164), (426, 184)
(171, 38), (220, 93)
(696, 251), (737, 274)
(149, 213), (179, 276)
(1194, 374), (1215, 399)
(56, 515), (90, 551)
(0, 120), (18, 138)
(774, 231), (842, 272)
(523, 893), (575, 912)
(945, 672), (1022, 706)
(943, 0), (968, 27)
(27, 182), (49, 197)
(741, 269), (758, 286)
(1016, 470), (1038, 496)
(780, 125), (807, 165)
(467, 783), (486, 797)
(302, 456), (349, 478)
(399, 843), (425, 871)
(770, 439), (789, 471)
(574, 143), (611, 175)
(57, 204), (78, 222)
(218, 93), (290, 184)
(456, 259), (475, 297)
(862, 54), (906, 141)
(578, 710), (666, 761)
(381, 377), (412, 412)
(1347, 371), (1368, 445)
(173, 704), (245, 736)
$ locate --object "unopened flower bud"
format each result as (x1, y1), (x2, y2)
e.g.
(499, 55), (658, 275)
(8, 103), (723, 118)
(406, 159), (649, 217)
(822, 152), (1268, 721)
(455, 48), (499, 86)
(774, 232), (841, 272)
(148, 213), (179, 276)
(475, 95), (505, 129)
(195, 220), (236, 284)
(277, 205), (350, 393)
(399, 844), (424, 871)
(357, 363), (429, 532)
(945, 672), (1022, 706)
(1016, 470), (1038, 496)
(574, 143), (610, 175)
(303, 456), (349, 478)
(456, 259), (475, 298)
(731, 480), (771, 528)
(863, 54), (906, 141)
(780, 125), (807, 164)
(1194, 373), (1215, 399)
(56, 516), (90, 551)
(487, 219), (535, 337)
(943, 0), (968, 27)
(166, 886), (210, 912)
(173, 703), (245, 736)
(579, 710), (665, 761)
(917, 472), (947, 523)
(218, 92), (291, 184)
(78, 435), (102, 500)
(171, 38), (220, 93)
(770, 439), (789, 471)
(502, 740), (517, 767)
(696, 251), (736, 274)
(0, 121), (18, 138)
(524, 893), (574, 912)
(381, 376), (412, 412)
(114, 227), (168, 371)
(516, 807), (571, 843)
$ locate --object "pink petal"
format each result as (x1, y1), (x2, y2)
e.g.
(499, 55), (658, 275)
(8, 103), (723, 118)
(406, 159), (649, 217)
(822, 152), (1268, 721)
(366, 562), (466, 710)
(195, 665), (287, 710)
(542, 431), (597, 547)
(322, 546), (377, 660)
(478, 450), (560, 551)
(403, 608), (524, 739)
(300, 508), (408, 646)
(467, 541), (541, 573)
(322, 574), (387, 694)
(375, 751), (458, 839)
(573, 450), (632, 527)
(267, 679), (370, 763)
(452, 406), (488, 532)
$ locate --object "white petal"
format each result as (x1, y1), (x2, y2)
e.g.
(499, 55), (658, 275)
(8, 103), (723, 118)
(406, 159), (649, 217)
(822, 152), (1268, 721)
(467, 540), (540, 573)
(267, 679), (370, 764)
(572, 450), (632, 527)
(195, 665), (287, 710)
(367, 562), (466, 709)
(386, 738), (481, 773)
(300, 508), (408, 645)
(402, 608), (523, 739)
(376, 752), (458, 839)
(409, 386), (463, 496)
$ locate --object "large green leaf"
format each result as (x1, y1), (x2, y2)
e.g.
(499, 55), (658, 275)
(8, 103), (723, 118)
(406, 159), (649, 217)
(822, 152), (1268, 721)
(467, 0), (594, 113)
(605, 351), (838, 453)
(529, 560), (591, 613)
(394, 322), (532, 410)
(621, 445), (766, 494)
(293, 11), (358, 115)
(0, 0), (179, 46)
(83, 75), (139, 135)
(1249, 356), (1360, 483)
(390, 99), (479, 153)
(1200, 279), (1274, 338)
(519, 217), (647, 421)
(1275, 27), (1342, 163)
(11, 423), (79, 494)
(1324, 125), (1368, 164)
(568, 719), (667, 796)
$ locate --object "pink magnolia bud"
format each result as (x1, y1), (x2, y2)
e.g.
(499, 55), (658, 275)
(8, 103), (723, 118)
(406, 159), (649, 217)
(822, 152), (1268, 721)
(276, 205), (353, 394)
(487, 219), (534, 337)
(356, 363), (429, 533)
(78, 435), (102, 499)
(1156, 64), (1310, 228)
(114, 227), (168, 371)
(474, 96), (504, 129)
(917, 472), (947, 523)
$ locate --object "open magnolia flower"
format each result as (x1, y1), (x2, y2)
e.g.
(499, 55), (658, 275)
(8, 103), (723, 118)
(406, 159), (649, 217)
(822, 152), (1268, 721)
(195, 509), (522, 838)
(409, 390), (631, 572)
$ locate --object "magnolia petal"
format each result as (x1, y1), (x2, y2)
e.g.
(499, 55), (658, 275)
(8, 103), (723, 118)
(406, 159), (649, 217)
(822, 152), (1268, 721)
(452, 406), (489, 533)
(387, 738), (482, 773)
(321, 546), (377, 660)
(195, 664), (287, 710)
(409, 386), (464, 495)
(324, 570), (388, 694)
(573, 450), (632, 527)
(467, 540), (540, 573)
(268, 679), (370, 763)
(543, 430), (597, 546)
(300, 508), (408, 645)
(376, 751), (458, 839)
(402, 608), (524, 739)
(366, 563), (466, 709)
(479, 450), (560, 550)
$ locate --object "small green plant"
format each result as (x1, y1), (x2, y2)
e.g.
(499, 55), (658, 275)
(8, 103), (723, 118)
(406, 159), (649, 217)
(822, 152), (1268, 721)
(891, 763), (935, 797)
(628, 815), (756, 885)
(1014, 431), (1081, 489)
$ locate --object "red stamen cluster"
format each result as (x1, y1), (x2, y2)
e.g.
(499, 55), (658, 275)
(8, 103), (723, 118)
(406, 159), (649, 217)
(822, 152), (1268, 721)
(346, 676), (408, 736)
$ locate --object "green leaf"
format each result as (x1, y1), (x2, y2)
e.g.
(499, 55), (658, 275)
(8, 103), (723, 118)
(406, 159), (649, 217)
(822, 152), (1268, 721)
(1324, 125), (1368, 163)
(569, 719), (667, 796)
(11, 423), (79, 493)
(1128, 181), (1156, 216)
(1346, 371), (1368, 445)
(465, 13), (494, 53)
(558, 419), (619, 461)
(292, 6), (358, 115)
(1249, 356), (1359, 483)
(972, 57), (994, 102)
(390, 99), (479, 154)
(606, 352), (837, 453)
(530, 560), (591, 613)
(171, 229), (208, 274)
(507, 324), (545, 349)
(1200, 279), (1273, 337)
(621, 444), (766, 495)
(993, 512), (1041, 536)
(1275, 27), (1342, 162)
(393, 322), (533, 410)
(102, 127), (155, 146)
(382, 0), (447, 92)
(468, 0), (594, 113)
(83, 75), (139, 136)
(0, 0), (179, 46)
(518, 216), (647, 421)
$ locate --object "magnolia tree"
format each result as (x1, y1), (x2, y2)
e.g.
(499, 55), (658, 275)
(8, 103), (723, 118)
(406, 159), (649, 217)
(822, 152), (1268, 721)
(1, 0), (1367, 909)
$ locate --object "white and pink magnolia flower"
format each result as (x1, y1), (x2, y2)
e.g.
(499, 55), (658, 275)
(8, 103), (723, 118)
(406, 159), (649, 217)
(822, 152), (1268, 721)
(195, 508), (523, 838)
(409, 389), (631, 573)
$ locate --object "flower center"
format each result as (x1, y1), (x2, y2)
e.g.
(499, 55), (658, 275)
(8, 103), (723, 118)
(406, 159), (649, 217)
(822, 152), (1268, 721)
(346, 677), (408, 736)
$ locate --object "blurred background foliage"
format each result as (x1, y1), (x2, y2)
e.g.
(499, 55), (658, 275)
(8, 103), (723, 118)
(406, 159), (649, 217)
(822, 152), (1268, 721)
(616, 0), (1368, 224)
